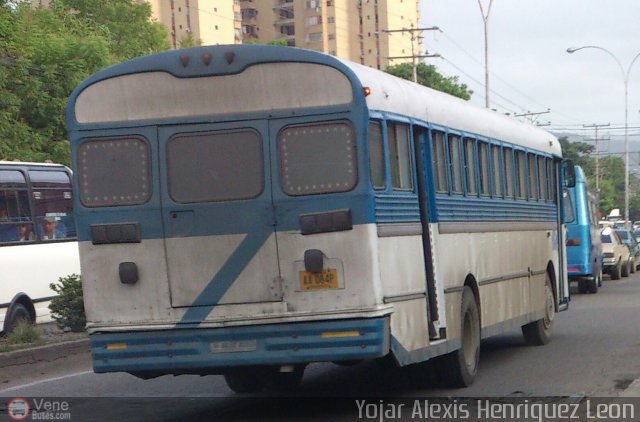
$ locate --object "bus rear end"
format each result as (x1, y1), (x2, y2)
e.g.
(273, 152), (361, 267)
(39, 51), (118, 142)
(67, 46), (391, 388)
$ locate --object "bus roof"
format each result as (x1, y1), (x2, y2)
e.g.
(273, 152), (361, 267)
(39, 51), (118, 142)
(338, 59), (561, 157)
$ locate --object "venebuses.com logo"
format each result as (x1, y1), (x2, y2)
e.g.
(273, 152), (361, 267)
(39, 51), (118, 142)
(7, 398), (30, 421)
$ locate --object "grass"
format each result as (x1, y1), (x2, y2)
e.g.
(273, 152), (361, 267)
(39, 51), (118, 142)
(0, 320), (43, 353)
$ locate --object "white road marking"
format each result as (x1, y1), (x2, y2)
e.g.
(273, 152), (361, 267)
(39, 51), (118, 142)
(0, 370), (93, 393)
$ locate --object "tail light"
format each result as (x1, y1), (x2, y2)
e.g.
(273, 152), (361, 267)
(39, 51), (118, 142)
(566, 238), (581, 246)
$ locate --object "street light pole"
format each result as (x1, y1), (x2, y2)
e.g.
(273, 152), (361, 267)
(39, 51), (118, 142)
(567, 46), (640, 226)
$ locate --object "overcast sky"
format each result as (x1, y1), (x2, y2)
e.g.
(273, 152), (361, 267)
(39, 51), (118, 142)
(419, 0), (640, 145)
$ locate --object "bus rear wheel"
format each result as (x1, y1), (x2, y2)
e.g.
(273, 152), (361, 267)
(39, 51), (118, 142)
(522, 274), (554, 345)
(434, 286), (480, 388)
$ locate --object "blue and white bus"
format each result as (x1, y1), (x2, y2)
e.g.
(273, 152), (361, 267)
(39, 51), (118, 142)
(565, 166), (602, 293)
(66, 45), (572, 391)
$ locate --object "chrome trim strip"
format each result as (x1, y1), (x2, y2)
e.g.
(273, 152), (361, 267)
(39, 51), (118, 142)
(377, 223), (423, 237)
(438, 221), (556, 234)
(383, 292), (426, 304)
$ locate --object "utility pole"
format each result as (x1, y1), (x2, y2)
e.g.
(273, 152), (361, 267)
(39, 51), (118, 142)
(583, 123), (610, 192)
(384, 25), (440, 83)
(477, 0), (494, 108)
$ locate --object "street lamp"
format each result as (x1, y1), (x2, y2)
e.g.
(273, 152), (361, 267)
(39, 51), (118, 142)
(567, 46), (640, 226)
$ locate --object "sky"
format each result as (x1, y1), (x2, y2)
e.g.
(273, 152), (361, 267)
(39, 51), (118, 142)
(419, 0), (640, 151)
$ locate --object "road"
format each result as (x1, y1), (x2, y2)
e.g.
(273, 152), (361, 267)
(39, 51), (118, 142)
(2, 273), (639, 421)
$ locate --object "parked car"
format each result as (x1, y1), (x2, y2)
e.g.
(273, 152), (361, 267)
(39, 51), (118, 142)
(615, 228), (640, 272)
(601, 227), (632, 280)
(634, 228), (640, 244)
(564, 166), (603, 294)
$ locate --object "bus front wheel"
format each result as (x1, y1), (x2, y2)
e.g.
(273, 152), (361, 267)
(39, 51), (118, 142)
(522, 274), (554, 345)
(434, 286), (480, 388)
(4, 303), (32, 334)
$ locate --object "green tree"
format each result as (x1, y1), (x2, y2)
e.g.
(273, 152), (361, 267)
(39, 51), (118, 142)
(0, 0), (170, 165)
(385, 62), (473, 100)
(54, 0), (169, 61)
(178, 33), (202, 49)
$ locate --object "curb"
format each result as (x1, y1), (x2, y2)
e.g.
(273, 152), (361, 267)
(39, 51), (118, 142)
(0, 338), (90, 369)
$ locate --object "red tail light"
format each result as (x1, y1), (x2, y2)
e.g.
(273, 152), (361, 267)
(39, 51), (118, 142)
(566, 238), (581, 246)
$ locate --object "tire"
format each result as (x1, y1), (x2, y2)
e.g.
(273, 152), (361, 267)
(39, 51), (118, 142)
(4, 303), (32, 334)
(434, 286), (480, 388)
(611, 261), (622, 280)
(522, 273), (554, 346)
(597, 269), (603, 287)
(587, 275), (598, 294)
(577, 280), (588, 294)
(224, 368), (267, 394)
(622, 260), (630, 278)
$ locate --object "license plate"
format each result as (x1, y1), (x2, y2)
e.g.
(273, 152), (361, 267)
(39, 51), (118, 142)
(299, 268), (339, 291)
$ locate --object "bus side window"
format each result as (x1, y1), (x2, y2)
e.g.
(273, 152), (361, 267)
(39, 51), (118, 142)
(514, 150), (527, 199)
(528, 153), (539, 200)
(387, 122), (413, 191)
(368, 121), (385, 190)
(0, 170), (34, 244)
(463, 137), (477, 196)
(478, 141), (490, 196)
(503, 147), (515, 198)
(431, 130), (448, 193)
(491, 144), (504, 198)
(29, 170), (75, 241)
(448, 134), (463, 194)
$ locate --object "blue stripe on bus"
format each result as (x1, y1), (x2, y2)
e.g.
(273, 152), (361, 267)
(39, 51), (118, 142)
(91, 317), (389, 373)
(179, 226), (273, 324)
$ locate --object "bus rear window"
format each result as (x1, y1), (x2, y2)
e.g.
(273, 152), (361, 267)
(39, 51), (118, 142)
(78, 137), (151, 207)
(278, 122), (356, 196)
(167, 129), (264, 203)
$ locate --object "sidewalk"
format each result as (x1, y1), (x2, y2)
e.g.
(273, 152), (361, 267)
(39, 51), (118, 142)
(0, 337), (89, 369)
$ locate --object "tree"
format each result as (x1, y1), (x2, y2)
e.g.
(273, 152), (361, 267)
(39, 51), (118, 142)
(0, 0), (170, 165)
(385, 62), (473, 100)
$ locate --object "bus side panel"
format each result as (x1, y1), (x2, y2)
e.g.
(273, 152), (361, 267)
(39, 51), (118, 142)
(432, 227), (554, 335)
(377, 234), (431, 353)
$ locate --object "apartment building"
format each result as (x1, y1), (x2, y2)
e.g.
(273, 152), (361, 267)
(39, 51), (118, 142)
(241, 0), (421, 69)
(31, 0), (420, 70)
(145, 0), (242, 48)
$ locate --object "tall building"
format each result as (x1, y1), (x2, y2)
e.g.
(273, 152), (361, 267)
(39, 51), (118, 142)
(241, 0), (421, 70)
(31, 0), (420, 70)
(145, 0), (242, 48)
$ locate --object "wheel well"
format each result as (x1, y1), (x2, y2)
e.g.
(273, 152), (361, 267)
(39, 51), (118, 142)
(546, 261), (558, 312)
(464, 274), (481, 327)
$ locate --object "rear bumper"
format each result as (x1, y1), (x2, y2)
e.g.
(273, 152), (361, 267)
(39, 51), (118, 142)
(91, 317), (390, 375)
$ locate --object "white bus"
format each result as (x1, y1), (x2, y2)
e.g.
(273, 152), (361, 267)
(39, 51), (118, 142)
(66, 45), (573, 391)
(0, 161), (81, 333)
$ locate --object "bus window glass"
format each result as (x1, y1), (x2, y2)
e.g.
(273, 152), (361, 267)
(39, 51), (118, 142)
(563, 190), (575, 223)
(504, 147), (514, 198)
(515, 150), (526, 199)
(537, 156), (547, 200)
(279, 122), (356, 196)
(528, 154), (538, 200)
(547, 158), (556, 201)
(168, 129), (263, 202)
(478, 141), (490, 196)
(448, 135), (463, 194)
(464, 137), (477, 195)
(368, 121), (385, 189)
(431, 131), (448, 193)
(387, 122), (413, 191)
(0, 171), (34, 243)
(491, 145), (503, 197)
(78, 137), (151, 207)
(30, 170), (75, 240)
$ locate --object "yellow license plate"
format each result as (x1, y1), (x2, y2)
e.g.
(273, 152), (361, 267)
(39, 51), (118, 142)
(299, 268), (339, 291)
